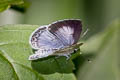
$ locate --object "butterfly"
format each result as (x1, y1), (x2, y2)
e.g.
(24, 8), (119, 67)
(29, 19), (82, 60)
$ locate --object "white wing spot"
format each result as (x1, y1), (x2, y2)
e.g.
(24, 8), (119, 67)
(56, 26), (74, 45)
(59, 26), (74, 35)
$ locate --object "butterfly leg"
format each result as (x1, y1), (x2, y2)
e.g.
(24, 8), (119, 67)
(62, 54), (71, 60)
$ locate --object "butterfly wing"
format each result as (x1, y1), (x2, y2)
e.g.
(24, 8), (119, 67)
(48, 19), (82, 46)
(29, 25), (66, 60)
(29, 25), (65, 50)
(29, 20), (82, 60)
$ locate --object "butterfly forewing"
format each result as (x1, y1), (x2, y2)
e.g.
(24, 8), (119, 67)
(48, 20), (82, 46)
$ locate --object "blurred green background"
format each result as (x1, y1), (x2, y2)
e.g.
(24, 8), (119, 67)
(0, 0), (120, 80)
(0, 0), (120, 38)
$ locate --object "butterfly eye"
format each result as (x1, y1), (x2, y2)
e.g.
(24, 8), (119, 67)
(74, 49), (78, 53)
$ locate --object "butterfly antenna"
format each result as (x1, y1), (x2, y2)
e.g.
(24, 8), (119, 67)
(81, 28), (89, 38)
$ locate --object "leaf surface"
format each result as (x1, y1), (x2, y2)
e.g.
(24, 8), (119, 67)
(0, 24), (76, 80)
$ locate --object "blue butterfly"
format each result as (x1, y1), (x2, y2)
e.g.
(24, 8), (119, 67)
(29, 19), (82, 60)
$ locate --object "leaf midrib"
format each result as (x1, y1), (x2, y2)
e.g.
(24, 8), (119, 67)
(0, 49), (19, 80)
(0, 49), (43, 80)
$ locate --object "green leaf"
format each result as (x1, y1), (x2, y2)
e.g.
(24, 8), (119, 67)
(43, 73), (76, 80)
(31, 56), (74, 74)
(0, 0), (24, 12)
(0, 24), (77, 80)
(0, 25), (44, 80)
(77, 20), (120, 80)
(0, 4), (10, 12)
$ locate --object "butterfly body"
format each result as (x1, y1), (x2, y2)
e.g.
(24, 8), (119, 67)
(29, 19), (82, 60)
(53, 42), (83, 55)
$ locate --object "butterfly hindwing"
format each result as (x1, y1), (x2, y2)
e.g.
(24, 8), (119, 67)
(29, 25), (65, 50)
(29, 25), (65, 60)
